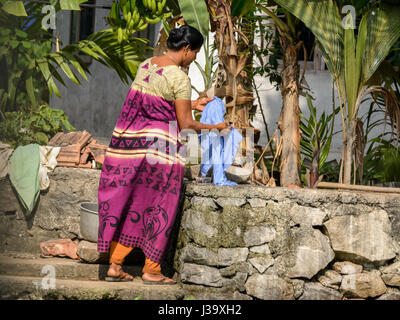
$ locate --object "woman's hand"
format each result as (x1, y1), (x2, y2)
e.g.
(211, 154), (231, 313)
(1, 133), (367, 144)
(214, 122), (232, 134)
(192, 97), (214, 112)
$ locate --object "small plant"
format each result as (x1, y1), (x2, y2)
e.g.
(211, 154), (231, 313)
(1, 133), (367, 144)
(363, 138), (400, 184)
(300, 93), (340, 187)
(0, 104), (75, 148)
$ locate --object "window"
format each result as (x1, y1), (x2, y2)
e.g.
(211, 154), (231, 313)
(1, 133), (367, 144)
(70, 0), (96, 44)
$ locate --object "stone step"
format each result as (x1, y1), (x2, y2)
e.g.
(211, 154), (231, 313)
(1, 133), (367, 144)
(0, 275), (185, 300)
(0, 254), (143, 280)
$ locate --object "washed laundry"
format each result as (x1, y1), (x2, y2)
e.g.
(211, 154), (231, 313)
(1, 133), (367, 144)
(198, 96), (243, 186)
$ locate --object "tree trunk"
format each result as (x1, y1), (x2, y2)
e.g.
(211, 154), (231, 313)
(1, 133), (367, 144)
(278, 37), (302, 187)
(342, 119), (357, 184)
(206, 0), (256, 170)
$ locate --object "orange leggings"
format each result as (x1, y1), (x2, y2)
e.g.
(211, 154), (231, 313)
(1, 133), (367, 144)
(109, 241), (161, 275)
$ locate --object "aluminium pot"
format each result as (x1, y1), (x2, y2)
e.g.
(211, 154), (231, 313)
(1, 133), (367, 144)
(79, 202), (99, 243)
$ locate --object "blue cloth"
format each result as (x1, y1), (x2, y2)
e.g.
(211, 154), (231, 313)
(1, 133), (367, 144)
(198, 96), (243, 186)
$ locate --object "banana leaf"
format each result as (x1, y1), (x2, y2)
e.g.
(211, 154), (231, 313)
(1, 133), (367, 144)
(60, 0), (88, 11)
(2, 0), (27, 16)
(178, 0), (209, 37)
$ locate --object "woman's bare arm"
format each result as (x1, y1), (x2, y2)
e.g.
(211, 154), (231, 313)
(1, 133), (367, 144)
(175, 99), (229, 133)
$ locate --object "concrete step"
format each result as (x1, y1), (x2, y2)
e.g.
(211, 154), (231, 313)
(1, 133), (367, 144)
(0, 275), (185, 300)
(0, 254), (143, 280)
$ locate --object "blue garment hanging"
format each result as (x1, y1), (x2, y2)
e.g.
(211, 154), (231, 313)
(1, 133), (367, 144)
(198, 96), (243, 186)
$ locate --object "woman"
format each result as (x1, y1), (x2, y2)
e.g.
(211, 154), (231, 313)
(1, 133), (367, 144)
(97, 25), (230, 284)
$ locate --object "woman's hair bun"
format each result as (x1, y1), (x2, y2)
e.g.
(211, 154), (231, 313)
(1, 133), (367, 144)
(168, 28), (183, 41)
(167, 25), (204, 51)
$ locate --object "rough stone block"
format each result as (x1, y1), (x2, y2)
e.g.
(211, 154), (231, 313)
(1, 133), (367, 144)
(218, 248), (249, 266)
(324, 210), (396, 266)
(299, 282), (342, 300)
(318, 270), (342, 290)
(248, 256), (274, 274)
(77, 240), (108, 263)
(247, 198), (267, 208)
(332, 261), (363, 274)
(288, 227), (335, 279)
(289, 204), (328, 227)
(190, 196), (218, 209)
(225, 166), (252, 184)
(244, 225), (276, 247)
(222, 272), (248, 292)
(181, 209), (218, 245)
(180, 263), (223, 288)
(215, 197), (246, 208)
(249, 244), (270, 255)
(340, 270), (387, 299)
(245, 274), (294, 300)
(180, 245), (248, 267)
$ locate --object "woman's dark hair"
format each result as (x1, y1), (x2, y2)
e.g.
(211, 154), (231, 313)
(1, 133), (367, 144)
(166, 25), (204, 51)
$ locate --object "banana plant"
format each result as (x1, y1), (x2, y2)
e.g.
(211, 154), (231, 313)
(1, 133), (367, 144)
(192, 35), (218, 95)
(158, 0), (215, 94)
(0, 0), (167, 112)
(1, 0), (88, 15)
(231, 1), (309, 187)
(178, 0), (209, 37)
(273, 0), (400, 185)
(107, 0), (172, 44)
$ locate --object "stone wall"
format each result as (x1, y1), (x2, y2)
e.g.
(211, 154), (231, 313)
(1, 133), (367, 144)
(174, 184), (400, 300)
(0, 168), (100, 255)
(1, 168), (400, 299)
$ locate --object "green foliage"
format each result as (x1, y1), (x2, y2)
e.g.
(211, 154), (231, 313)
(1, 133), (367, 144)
(251, 12), (282, 90)
(300, 93), (340, 185)
(231, 0), (255, 18)
(300, 94), (340, 168)
(107, 0), (172, 44)
(59, 0), (88, 11)
(0, 0), (162, 114)
(273, 0), (400, 184)
(192, 35), (218, 95)
(1, 0), (27, 16)
(387, 39), (400, 70)
(362, 74), (400, 184)
(364, 139), (400, 183)
(0, 104), (75, 148)
(178, 0), (209, 37)
(0, 1), (53, 112)
(273, 0), (400, 116)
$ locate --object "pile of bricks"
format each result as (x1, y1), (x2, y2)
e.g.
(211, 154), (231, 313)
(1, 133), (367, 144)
(48, 130), (107, 168)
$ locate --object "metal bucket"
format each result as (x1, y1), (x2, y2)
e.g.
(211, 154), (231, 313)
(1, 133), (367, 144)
(79, 202), (99, 243)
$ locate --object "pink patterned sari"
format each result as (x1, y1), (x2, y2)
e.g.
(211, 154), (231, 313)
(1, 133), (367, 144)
(97, 58), (191, 264)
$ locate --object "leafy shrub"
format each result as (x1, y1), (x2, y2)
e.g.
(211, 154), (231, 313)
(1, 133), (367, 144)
(364, 138), (400, 183)
(0, 104), (75, 148)
(300, 93), (340, 186)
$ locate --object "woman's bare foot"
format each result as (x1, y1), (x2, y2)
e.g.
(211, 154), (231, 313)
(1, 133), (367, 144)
(106, 263), (134, 281)
(142, 272), (176, 284)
